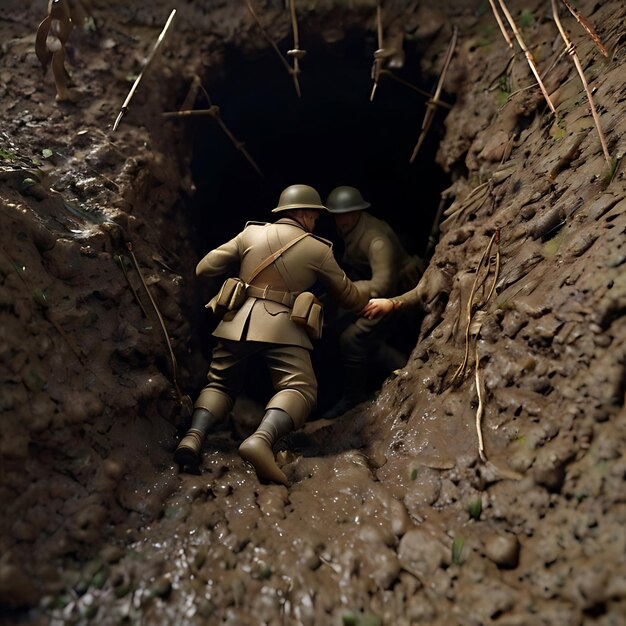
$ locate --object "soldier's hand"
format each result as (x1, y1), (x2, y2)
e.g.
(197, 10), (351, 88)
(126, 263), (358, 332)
(361, 298), (394, 319)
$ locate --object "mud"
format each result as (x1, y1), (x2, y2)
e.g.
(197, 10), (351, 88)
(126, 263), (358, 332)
(1, 0), (625, 624)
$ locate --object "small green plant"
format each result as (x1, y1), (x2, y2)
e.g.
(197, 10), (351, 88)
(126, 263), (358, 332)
(0, 148), (16, 160)
(342, 611), (358, 626)
(452, 536), (465, 565)
(468, 498), (482, 520)
(519, 9), (535, 28)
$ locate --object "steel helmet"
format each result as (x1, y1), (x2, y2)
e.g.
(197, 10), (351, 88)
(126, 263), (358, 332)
(272, 184), (328, 213)
(325, 186), (371, 213)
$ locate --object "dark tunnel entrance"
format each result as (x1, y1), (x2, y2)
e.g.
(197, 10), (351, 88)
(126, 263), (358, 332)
(184, 29), (452, 414)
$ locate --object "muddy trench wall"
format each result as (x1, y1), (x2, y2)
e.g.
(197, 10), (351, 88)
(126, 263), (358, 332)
(0, 0), (625, 624)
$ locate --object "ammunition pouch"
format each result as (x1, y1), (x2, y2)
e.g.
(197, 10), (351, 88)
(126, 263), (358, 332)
(206, 277), (248, 319)
(290, 292), (324, 340)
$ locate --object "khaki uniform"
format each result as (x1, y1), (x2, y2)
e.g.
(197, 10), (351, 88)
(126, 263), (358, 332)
(337, 212), (422, 365)
(341, 211), (416, 298)
(194, 217), (369, 428)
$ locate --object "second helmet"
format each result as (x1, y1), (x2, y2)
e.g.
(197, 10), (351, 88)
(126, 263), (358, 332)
(272, 184), (328, 213)
(325, 186), (371, 213)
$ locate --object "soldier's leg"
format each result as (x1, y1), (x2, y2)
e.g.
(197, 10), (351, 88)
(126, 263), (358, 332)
(238, 345), (316, 485)
(175, 340), (248, 471)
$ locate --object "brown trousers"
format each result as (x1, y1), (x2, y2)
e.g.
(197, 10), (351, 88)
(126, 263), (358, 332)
(194, 339), (317, 429)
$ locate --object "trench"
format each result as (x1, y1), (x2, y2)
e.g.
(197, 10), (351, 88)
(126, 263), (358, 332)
(181, 31), (452, 411)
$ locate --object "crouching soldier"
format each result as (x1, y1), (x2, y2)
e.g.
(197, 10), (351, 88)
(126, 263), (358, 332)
(175, 184), (370, 485)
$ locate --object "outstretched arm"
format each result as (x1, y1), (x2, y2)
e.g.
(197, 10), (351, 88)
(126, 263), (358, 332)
(361, 298), (398, 319)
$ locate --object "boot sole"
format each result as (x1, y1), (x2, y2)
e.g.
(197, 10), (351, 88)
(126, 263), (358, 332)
(174, 446), (200, 473)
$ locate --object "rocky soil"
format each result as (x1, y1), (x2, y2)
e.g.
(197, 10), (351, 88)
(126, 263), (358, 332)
(0, 0), (625, 625)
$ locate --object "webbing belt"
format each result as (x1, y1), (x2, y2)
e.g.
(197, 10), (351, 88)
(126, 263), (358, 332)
(246, 284), (297, 307)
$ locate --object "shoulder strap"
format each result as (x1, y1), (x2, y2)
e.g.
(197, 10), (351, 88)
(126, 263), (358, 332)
(247, 232), (310, 284)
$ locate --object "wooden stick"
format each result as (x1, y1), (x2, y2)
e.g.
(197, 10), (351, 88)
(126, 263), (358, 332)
(558, 0), (608, 58)
(495, 0), (556, 114)
(288, 0), (303, 98)
(410, 26), (457, 163)
(551, 0), (611, 165)
(163, 107), (264, 177)
(246, 0), (293, 77)
(370, 0), (384, 101)
(380, 69), (452, 105)
(487, 0), (513, 48)
(112, 9), (176, 131)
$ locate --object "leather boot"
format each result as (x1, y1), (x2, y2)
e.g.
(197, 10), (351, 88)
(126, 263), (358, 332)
(174, 408), (218, 471)
(238, 409), (294, 486)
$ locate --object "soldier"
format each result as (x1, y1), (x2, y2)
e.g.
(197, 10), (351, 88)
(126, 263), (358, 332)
(175, 184), (370, 486)
(322, 185), (424, 418)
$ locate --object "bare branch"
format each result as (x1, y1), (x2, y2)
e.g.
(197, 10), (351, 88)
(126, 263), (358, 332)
(559, 0), (608, 58)
(287, 0), (304, 98)
(246, 1), (293, 77)
(163, 106), (264, 177)
(551, 0), (611, 166)
(113, 9), (177, 131)
(487, 0), (513, 48)
(496, 0), (556, 114)
(370, 0), (384, 101)
(410, 26), (458, 163)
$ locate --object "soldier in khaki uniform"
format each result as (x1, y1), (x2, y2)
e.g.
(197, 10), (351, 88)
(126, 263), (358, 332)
(323, 186), (423, 418)
(175, 184), (369, 485)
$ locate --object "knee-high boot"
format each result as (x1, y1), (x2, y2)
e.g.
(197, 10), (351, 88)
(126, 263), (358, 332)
(174, 408), (219, 470)
(238, 409), (294, 486)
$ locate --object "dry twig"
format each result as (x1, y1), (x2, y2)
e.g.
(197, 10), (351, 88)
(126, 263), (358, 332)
(558, 0), (608, 58)
(495, 0), (556, 114)
(551, 0), (611, 166)
(370, 0), (384, 101)
(163, 106), (264, 177)
(116, 254), (149, 318)
(410, 26), (458, 163)
(379, 69), (451, 105)
(126, 242), (191, 413)
(112, 9), (177, 131)
(474, 341), (487, 462)
(452, 230), (499, 383)
(246, 1), (293, 78)
(287, 0), (305, 98)
(486, 0), (513, 48)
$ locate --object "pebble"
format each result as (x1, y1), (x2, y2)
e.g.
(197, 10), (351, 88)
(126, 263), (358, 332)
(397, 529), (445, 577)
(484, 533), (521, 568)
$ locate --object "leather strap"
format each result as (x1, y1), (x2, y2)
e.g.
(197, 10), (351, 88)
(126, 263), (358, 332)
(247, 232), (310, 284)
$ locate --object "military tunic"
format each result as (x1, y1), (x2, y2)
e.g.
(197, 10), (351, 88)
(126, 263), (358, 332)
(337, 212), (421, 366)
(341, 211), (419, 297)
(194, 217), (369, 428)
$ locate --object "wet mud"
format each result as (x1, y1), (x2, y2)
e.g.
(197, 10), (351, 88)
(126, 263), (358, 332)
(1, 0), (625, 624)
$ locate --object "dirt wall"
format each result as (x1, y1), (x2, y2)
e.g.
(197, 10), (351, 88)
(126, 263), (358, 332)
(0, 0), (624, 624)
